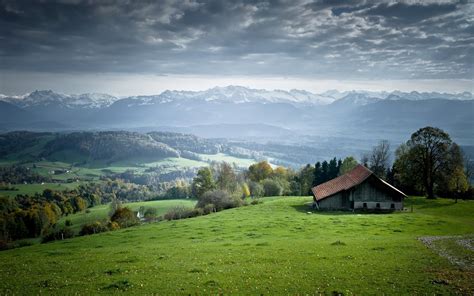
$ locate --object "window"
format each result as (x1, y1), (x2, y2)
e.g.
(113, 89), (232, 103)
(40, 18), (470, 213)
(376, 203), (380, 209)
(391, 203), (395, 209)
(363, 203), (367, 209)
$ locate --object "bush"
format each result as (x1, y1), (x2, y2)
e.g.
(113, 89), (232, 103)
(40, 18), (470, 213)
(107, 221), (120, 231)
(202, 203), (216, 214)
(249, 181), (264, 197)
(79, 221), (108, 236)
(110, 207), (139, 228)
(144, 208), (158, 220)
(250, 199), (261, 205)
(163, 206), (202, 221)
(42, 227), (75, 243)
(196, 190), (243, 211)
(65, 219), (72, 227)
(262, 179), (283, 196)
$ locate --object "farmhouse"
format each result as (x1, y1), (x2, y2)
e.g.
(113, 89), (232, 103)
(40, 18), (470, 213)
(311, 164), (406, 210)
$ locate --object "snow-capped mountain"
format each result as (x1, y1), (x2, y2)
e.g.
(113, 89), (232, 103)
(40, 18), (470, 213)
(0, 90), (119, 109)
(387, 91), (473, 101)
(124, 85), (335, 107)
(1, 87), (471, 110)
(0, 86), (472, 145)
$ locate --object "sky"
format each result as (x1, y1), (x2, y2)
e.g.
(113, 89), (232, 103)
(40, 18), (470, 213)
(0, 0), (473, 96)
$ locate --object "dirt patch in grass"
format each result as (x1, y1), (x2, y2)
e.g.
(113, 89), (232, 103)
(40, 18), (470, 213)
(418, 235), (474, 270)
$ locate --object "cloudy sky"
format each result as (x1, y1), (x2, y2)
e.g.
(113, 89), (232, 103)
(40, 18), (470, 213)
(0, 0), (472, 95)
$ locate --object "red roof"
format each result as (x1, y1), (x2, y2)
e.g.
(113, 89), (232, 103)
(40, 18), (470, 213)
(311, 164), (373, 201)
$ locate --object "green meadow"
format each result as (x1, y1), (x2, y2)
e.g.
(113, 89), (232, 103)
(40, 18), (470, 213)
(0, 196), (473, 295)
(0, 182), (82, 197)
(57, 199), (197, 233)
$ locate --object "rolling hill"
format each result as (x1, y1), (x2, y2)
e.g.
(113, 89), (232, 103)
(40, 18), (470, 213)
(0, 196), (472, 294)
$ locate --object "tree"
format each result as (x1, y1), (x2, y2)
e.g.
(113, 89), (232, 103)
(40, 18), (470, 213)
(328, 158), (340, 180)
(110, 207), (139, 228)
(241, 183), (250, 198)
(108, 195), (122, 217)
(192, 167), (215, 199)
(299, 164), (315, 195)
(395, 127), (453, 199)
(313, 162), (322, 186)
(195, 190), (241, 211)
(339, 156), (358, 175)
(369, 140), (390, 179)
(448, 167), (469, 203)
(262, 179), (283, 196)
(321, 161), (329, 183)
(214, 162), (238, 193)
(248, 181), (264, 197)
(247, 161), (273, 182)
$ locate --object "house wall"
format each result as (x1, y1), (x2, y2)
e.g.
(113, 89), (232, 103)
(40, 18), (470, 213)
(317, 178), (404, 210)
(353, 180), (391, 201)
(353, 201), (403, 210)
(318, 192), (348, 210)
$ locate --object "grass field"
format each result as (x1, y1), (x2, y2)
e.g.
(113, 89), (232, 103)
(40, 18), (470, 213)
(0, 196), (473, 294)
(57, 199), (197, 233)
(0, 182), (82, 197)
(0, 152), (252, 198)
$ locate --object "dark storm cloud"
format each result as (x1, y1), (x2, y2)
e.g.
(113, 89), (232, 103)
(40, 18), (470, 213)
(0, 0), (472, 79)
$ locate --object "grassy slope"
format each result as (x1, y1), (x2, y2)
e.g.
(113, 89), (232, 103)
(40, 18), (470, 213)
(57, 199), (197, 233)
(0, 197), (473, 295)
(0, 182), (82, 197)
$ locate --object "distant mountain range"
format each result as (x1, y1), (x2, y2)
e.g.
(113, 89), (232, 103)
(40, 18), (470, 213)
(1, 86), (473, 145)
(1, 86), (472, 109)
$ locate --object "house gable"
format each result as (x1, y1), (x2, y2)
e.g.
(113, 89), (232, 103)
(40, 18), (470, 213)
(311, 165), (406, 210)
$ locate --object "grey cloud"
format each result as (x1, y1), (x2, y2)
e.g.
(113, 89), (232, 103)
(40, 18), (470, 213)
(0, 0), (472, 80)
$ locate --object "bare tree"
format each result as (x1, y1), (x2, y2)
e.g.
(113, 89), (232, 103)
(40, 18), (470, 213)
(369, 140), (390, 179)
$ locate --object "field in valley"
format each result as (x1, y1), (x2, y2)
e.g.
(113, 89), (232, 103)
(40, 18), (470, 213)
(0, 196), (472, 295)
(56, 199), (197, 234)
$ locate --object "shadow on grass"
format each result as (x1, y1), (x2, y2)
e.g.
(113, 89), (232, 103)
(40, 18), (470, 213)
(290, 203), (397, 215)
(290, 204), (354, 215)
(404, 197), (457, 210)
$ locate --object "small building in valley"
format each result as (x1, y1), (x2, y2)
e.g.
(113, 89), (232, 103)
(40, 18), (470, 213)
(311, 164), (406, 210)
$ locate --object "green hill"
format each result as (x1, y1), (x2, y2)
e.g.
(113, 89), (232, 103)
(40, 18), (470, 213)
(0, 196), (472, 294)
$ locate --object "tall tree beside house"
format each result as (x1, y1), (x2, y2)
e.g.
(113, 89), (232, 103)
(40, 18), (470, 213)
(394, 126), (457, 199)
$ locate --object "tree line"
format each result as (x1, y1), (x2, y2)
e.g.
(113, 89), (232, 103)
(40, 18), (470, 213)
(0, 179), (155, 245)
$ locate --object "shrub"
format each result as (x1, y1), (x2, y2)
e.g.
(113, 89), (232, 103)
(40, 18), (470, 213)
(196, 190), (243, 212)
(203, 203), (216, 214)
(163, 206), (202, 221)
(110, 207), (139, 228)
(262, 179), (283, 196)
(144, 207), (158, 220)
(65, 219), (72, 227)
(249, 181), (264, 197)
(42, 227), (75, 243)
(107, 221), (120, 231)
(250, 199), (261, 205)
(79, 221), (108, 236)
